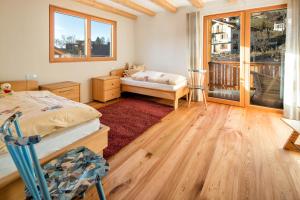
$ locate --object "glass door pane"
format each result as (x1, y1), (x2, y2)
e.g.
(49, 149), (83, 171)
(208, 16), (241, 102)
(249, 9), (287, 109)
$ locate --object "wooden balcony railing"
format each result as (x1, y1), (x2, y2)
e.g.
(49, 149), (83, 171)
(208, 61), (240, 90)
(249, 62), (281, 89)
(208, 61), (282, 90)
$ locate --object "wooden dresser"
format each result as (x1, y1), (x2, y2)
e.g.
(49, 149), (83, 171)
(92, 76), (120, 102)
(39, 81), (80, 102)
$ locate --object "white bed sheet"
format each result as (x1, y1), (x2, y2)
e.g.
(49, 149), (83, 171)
(121, 77), (187, 91)
(0, 118), (101, 179)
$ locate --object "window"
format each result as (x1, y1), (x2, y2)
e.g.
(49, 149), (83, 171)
(91, 20), (112, 57)
(54, 13), (86, 59)
(50, 5), (116, 62)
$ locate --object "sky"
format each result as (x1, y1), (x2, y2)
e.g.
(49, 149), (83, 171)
(54, 12), (112, 43)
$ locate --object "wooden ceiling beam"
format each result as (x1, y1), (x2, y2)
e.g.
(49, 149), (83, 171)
(189, 0), (204, 8)
(75, 0), (137, 20)
(151, 0), (177, 13)
(112, 0), (156, 16)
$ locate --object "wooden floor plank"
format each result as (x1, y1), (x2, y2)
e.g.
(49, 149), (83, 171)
(198, 106), (245, 200)
(155, 105), (231, 200)
(104, 149), (159, 199)
(98, 102), (300, 200)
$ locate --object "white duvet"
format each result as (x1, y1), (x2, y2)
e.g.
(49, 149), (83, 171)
(131, 70), (186, 85)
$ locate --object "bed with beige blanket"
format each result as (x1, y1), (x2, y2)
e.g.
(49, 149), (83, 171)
(0, 90), (101, 152)
(0, 81), (109, 200)
(111, 69), (189, 109)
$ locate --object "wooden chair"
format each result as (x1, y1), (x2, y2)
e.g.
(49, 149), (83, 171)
(188, 69), (208, 110)
(282, 118), (300, 153)
(0, 112), (109, 200)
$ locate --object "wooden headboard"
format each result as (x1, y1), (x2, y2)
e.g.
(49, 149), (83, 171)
(110, 68), (125, 77)
(0, 80), (39, 91)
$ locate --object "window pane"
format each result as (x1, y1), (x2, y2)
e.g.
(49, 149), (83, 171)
(54, 12), (86, 58)
(250, 9), (287, 109)
(211, 17), (240, 62)
(208, 16), (241, 102)
(91, 21), (112, 57)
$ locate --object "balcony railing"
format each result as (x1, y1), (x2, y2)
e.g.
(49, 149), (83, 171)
(208, 61), (240, 91)
(208, 61), (282, 90)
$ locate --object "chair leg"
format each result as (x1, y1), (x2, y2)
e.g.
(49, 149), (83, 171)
(188, 89), (193, 106)
(96, 180), (106, 200)
(202, 89), (208, 110)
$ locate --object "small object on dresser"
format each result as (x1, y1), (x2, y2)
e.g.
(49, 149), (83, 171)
(39, 81), (80, 102)
(0, 83), (13, 96)
(92, 76), (121, 102)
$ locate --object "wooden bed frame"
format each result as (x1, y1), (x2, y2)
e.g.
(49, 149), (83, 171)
(0, 80), (39, 91)
(0, 80), (109, 200)
(110, 69), (189, 109)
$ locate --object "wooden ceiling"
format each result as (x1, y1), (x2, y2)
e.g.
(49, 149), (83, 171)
(75, 0), (236, 20)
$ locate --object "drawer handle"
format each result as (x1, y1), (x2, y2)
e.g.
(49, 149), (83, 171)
(58, 89), (73, 93)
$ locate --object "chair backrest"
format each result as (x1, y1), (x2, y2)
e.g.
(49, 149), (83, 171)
(0, 112), (51, 200)
(188, 68), (207, 89)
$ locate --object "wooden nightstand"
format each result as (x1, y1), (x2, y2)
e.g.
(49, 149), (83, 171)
(92, 76), (120, 102)
(39, 81), (80, 102)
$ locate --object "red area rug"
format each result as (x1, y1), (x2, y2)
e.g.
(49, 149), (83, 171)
(98, 98), (173, 159)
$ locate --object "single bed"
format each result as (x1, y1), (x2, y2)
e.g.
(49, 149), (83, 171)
(111, 69), (189, 109)
(0, 80), (109, 200)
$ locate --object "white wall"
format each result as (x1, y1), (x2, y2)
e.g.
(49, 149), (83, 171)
(0, 0), (287, 102)
(135, 7), (192, 76)
(135, 0), (287, 76)
(0, 0), (135, 103)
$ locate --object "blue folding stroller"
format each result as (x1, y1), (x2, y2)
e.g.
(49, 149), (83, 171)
(0, 112), (109, 200)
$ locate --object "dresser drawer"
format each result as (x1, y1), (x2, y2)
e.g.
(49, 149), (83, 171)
(52, 86), (80, 100)
(103, 79), (120, 90)
(103, 88), (120, 102)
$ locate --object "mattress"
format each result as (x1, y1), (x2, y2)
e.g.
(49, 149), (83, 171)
(121, 77), (187, 91)
(0, 118), (101, 179)
(0, 91), (101, 152)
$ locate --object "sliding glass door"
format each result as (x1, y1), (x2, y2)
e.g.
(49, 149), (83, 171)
(204, 11), (245, 106)
(245, 6), (287, 109)
(204, 5), (287, 109)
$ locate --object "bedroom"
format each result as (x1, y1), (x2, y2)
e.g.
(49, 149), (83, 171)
(0, 0), (300, 199)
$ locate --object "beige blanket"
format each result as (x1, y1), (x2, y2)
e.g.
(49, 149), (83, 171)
(0, 91), (101, 152)
(131, 70), (186, 85)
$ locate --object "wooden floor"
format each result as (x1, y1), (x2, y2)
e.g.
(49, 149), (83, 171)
(94, 100), (300, 200)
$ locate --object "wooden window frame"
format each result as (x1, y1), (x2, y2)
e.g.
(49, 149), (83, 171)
(49, 5), (117, 63)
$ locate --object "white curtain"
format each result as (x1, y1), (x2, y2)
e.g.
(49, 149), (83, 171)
(187, 12), (202, 101)
(284, 0), (300, 120)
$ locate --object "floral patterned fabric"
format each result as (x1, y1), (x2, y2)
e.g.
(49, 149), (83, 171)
(26, 147), (109, 200)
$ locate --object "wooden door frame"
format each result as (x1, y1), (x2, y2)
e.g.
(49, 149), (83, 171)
(203, 11), (245, 107)
(203, 4), (287, 111)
